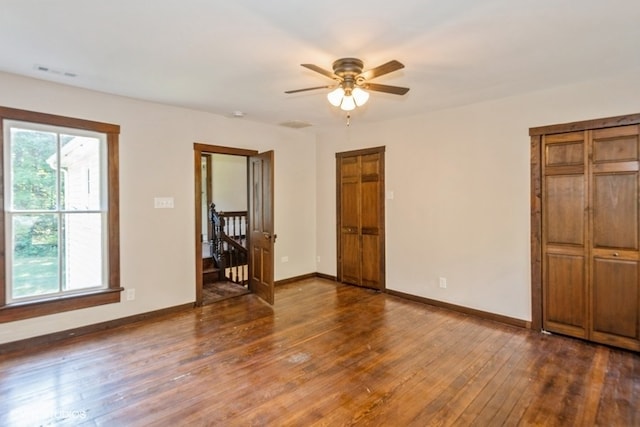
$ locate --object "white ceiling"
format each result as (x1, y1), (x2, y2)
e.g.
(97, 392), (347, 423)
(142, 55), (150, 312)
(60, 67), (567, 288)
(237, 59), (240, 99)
(2, 0), (639, 129)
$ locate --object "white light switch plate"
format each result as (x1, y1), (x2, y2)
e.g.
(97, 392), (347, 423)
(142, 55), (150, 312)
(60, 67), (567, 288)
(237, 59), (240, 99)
(154, 197), (174, 208)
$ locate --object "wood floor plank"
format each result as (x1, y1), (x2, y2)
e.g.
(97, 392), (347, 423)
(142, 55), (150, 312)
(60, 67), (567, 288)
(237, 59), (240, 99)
(0, 278), (639, 426)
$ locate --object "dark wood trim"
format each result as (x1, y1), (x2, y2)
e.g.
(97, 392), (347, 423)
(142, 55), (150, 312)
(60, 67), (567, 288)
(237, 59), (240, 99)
(386, 289), (530, 329)
(0, 106), (120, 133)
(0, 117), (5, 309)
(0, 106), (122, 321)
(194, 149), (204, 305)
(0, 288), (124, 323)
(275, 272), (338, 286)
(193, 143), (258, 157)
(530, 134), (543, 331)
(315, 272), (337, 282)
(0, 303), (193, 355)
(108, 131), (121, 291)
(529, 113), (640, 136)
(335, 155), (341, 283)
(335, 145), (386, 159)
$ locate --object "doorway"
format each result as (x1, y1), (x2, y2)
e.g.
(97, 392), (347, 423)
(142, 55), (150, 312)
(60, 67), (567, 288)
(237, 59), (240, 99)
(193, 143), (276, 306)
(200, 152), (249, 304)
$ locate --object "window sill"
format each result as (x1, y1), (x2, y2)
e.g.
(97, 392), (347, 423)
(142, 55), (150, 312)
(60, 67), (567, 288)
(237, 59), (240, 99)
(0, 288), (124, 323)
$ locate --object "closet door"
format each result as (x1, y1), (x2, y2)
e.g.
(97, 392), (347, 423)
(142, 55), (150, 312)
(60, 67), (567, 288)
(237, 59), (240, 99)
(541, 124), (640, 351)
(589, 125), (640, 350)
(336, 147), (385, 291)
(542, 132), (588, 338)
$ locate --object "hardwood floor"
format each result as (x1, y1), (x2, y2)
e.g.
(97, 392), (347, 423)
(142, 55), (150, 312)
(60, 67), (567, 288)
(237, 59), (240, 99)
(0, 278), (638, 426)
(202, 280), (250, 305)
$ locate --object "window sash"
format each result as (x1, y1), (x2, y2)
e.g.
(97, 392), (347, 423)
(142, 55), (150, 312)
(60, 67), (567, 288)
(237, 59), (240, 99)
(0, 106), (121, 323)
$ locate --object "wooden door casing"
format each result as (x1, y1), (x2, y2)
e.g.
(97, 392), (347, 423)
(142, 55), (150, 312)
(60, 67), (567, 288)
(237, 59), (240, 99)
(336, 147), (385, 291)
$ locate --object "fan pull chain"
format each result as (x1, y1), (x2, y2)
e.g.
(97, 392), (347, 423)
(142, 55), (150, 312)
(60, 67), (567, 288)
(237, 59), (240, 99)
(346, 113), (351, 127)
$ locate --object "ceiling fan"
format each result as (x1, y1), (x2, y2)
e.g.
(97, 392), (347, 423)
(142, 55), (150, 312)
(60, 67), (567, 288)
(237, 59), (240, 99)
(285, 58), (410, 111)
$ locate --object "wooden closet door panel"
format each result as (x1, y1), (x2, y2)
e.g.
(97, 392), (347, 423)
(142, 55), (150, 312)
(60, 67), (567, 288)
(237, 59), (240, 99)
(592, 125), (639, 163)
(336, 147), (385, 291)
(592, 257), (640, 349)
(340, 174), (360, 285)
(544, 175), (585, 245)
(341, 233), (361, 285)
(589, 125), (640, 349)
(544, 253), (587, 337)
(542, 133), (587, 337)
(361, 234), (380, 287)
(341, 179), (359, 229)
(592, 173), (638, 250)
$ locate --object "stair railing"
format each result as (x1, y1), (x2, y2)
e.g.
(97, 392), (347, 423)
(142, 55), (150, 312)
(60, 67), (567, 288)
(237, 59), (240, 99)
(209, 204), (248, 286)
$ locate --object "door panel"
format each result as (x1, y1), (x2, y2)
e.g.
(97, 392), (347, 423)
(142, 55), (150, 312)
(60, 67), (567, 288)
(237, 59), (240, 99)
(249, 151), (275, 304)
(544, 132), (584, 167)
(336, 147), (385, 290)
(341, 233), (360, 285)
(592, 173), (638, 250)
(361, 233), (380, 287)
(592, 257), (639, 346)
(544, 175), (585, 245)
(544, 253), (587, 337)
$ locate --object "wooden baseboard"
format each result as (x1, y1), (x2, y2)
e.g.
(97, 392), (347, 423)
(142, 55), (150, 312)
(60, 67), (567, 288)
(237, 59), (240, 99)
(1, 277), (526, 355)
(275, 272), (337, 286)
(385, 289), (531, 329)
(0, 303), (194, 355)
(314, 272), (337, 281)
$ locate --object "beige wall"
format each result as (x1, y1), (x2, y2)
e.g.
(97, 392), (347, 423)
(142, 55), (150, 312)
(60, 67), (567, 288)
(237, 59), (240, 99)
(211, 154), (247, 212)
(0, 72), (317, 344)
(1, 67), (638, 343)
(315, 69), (640, 321)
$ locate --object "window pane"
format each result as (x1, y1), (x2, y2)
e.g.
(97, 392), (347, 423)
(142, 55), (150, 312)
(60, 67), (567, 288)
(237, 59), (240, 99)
(62, 213), (104, 290)
(11, 214), (59, 299)
(10, 128), (58, 211)
(60, 135), (102, 211)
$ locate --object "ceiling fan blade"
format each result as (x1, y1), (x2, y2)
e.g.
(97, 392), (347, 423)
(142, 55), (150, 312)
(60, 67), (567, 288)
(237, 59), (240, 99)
(300, 64), (339, 80)
(285, 85), (333, 94)
(358, 60), (405, 81)
(364, 83), (410, 95)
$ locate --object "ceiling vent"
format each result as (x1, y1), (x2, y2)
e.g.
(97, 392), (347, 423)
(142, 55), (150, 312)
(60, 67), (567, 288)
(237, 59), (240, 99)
(279, 120), (313, 129)
(34, 64), (77, 78)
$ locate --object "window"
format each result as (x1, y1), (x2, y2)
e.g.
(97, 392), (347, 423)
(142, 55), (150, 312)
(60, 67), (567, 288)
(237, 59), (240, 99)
(0, 107), (121, 322)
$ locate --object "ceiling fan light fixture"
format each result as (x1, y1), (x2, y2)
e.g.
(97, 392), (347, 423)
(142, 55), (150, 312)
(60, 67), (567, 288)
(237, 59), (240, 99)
(340, 95), (356, 111)
(352, 87), (369, 106)
(327, 87), (345, 107)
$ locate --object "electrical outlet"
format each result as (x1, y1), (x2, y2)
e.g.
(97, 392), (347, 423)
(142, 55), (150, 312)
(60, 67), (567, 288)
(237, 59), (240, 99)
(126, 288), (136, 301)
(439, 277), (447, 289)
(281, 256), (289, 263)
(317, 256), (321, 263)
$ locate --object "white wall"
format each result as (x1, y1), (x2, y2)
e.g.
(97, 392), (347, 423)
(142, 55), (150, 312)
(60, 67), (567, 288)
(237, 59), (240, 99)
(0, 72), (317, 344)
(315, 68), (640, 322)
(211, 154), (247, 212)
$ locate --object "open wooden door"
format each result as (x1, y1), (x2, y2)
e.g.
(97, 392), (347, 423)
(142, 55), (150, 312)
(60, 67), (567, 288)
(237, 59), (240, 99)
(249, 151), (275, 304)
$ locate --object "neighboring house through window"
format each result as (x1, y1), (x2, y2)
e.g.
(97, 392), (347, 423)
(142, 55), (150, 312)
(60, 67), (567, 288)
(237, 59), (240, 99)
(0, 107), (121, 322)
